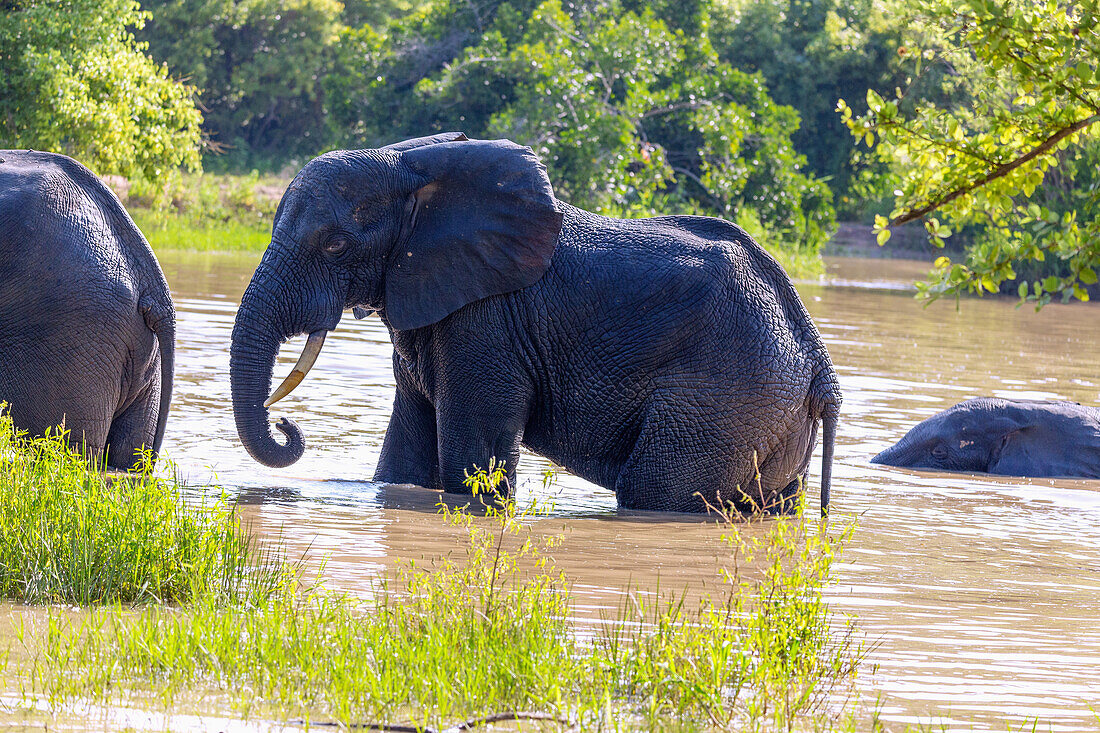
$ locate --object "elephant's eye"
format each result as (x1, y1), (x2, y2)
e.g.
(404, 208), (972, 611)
(931, 444), (949, 460)
(322, 236), (350, 255)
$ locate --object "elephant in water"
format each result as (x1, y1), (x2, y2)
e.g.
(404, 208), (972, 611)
(229, 133), (842, 514)
(0, 151), (175, 469)
(872, 397), (1100, 479)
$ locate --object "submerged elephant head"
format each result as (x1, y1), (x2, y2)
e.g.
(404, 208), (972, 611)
(871, 397), (1052, 475)
(229, 133), (563, 467)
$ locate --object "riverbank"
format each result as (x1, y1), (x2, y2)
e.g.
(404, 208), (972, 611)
(105, 171), (284, 254)
(112, 173), (831, 277)
(0, 414), (868, 731)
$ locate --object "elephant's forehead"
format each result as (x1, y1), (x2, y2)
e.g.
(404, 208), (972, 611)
(301, 151), (389, 186)
(292, 153), (401, 217)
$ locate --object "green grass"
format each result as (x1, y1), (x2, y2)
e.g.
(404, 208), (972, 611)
(120, 171), (283, 253)
(0, 409), (288, 606)
(8, 458), (868, 731)
(131, 210), (272, 252)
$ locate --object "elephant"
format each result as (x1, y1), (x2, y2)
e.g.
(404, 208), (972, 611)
(0, 151), (175, 470)
(871, 397), (1100, 479)
(229, 133), (842, 514)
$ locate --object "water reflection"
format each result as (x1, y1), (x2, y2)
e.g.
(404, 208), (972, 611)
(152, 253), (1100, 730)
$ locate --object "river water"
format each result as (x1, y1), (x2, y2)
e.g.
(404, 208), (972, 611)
(88, 252), (1100, 730)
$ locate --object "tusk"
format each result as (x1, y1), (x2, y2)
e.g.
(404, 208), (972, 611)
(264, 330), (327, 408)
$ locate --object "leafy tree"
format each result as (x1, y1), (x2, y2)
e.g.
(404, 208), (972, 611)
(708, 0), (909, 206)
(328, 0), (834, 252)
(841, 0), (1100, 305)
(341, 0), (424, 28)
(138, 0), (343, 168)
(0, 0), (202, 179)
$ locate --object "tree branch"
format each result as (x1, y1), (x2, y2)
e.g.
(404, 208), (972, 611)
(291, 711), (577, 732)
(890, 112), (1100, 226)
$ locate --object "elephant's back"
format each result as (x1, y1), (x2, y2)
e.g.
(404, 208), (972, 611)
(0, 152), (143, 359)
(541, 207), (831, 380)
(520, 207), (835, 474)
(1, 152), (139, 303)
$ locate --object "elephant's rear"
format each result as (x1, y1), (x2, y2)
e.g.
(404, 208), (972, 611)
(0, 151), (175, 467)
(553, 210), (841, 513)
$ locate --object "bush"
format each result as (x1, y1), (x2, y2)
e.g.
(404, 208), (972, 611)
(0, 408), (287, 605)
(17, 462), (864, 730)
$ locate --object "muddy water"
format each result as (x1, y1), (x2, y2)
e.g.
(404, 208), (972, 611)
(148, 252), (1100, 731)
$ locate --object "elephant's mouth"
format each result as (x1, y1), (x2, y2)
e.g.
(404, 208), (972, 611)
(264, 330), (328, 407)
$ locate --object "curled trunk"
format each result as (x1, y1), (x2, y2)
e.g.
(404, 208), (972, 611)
(230, 306), (305, 468)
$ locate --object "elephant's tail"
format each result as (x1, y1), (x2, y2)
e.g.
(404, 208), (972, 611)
(820, 413), (837, 518)
(141, 295), (175, 463)
(810, 368), (842, 518)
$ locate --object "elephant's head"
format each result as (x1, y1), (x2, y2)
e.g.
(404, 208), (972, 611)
(870, 398), (1031, 474)
(230, 133), (563, 467)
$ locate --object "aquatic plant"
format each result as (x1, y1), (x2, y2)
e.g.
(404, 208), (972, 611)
(0, 408), (287, 605)
(12, 459), (864, 731)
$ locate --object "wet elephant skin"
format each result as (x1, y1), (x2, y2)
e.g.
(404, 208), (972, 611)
(872, 397), (1100, 478)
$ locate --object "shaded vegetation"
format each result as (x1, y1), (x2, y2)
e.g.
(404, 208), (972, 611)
(136, 0), (837, 254)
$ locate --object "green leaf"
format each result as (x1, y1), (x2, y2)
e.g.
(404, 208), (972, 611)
(866, 88), (884, 113)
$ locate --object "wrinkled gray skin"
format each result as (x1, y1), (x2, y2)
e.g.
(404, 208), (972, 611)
(0, 151), (175, 469)
(230, 133), (841, 513)
(872, 398), (1100, 478)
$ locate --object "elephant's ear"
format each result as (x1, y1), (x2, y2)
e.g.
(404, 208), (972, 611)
(382, 132), (468, 152)
(986, 414), (1034, 473)
(385, 138), (563, 331)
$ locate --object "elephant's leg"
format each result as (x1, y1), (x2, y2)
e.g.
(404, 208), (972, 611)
(104, 380), (161, 471)
(753, 415), (817, 515)
(612, 397), (726, 512)
(104, 327), (162, 471)
(436, 397), (527, 498)
(613, 392), (770, 513)
(0, 349), (116, 463)
(767, 475), (805, 516)
(374, 375), (440, 489)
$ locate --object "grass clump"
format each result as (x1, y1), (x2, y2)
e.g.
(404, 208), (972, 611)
(119, 171), (285, 253)
(0, 409), (287, 605)
(131, 212), (273, 253)
(14, 461), (865, 731)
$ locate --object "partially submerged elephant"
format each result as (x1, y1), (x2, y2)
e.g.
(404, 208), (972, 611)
(229, 133), (841, 514)
(872, 397), (1100, 479)
(0, 151), (175, 469)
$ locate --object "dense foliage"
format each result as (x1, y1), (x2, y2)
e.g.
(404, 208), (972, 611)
(6, 0), (1100, 283)
(0, 0), (202, 179)
(710, 0), (909, 207)
(139, 0), (836, 251)
(844, 0), (1100, 304)
(139, 0), (343, 168)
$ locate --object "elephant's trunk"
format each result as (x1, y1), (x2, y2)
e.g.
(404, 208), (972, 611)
(870, 440), (915, 467)
(230, 294), (305, 468)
